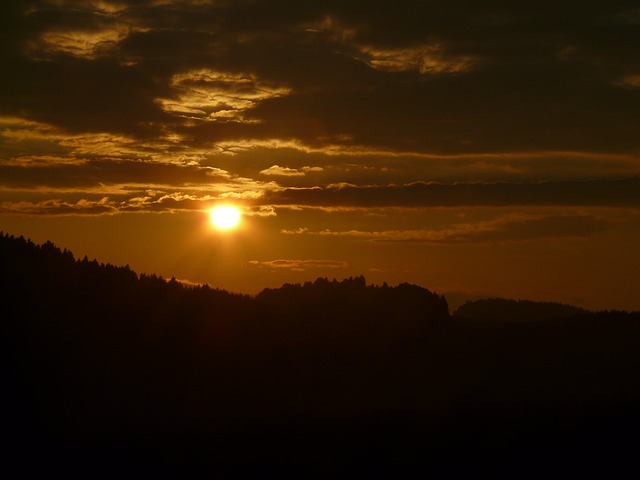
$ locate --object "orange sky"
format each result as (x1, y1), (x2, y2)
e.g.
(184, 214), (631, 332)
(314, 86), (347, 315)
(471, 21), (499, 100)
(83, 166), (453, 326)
(1, 0), (640, 311)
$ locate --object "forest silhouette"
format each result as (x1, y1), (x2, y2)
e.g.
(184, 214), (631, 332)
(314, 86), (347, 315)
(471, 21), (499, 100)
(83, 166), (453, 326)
(2, 232), (640, 477)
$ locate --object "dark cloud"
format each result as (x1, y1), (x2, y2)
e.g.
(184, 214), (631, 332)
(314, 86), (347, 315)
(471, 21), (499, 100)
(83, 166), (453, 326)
(203, 147), (640, 187)
(1, 0), (640, 214)
(261, 178), (640, 208)
(280, 212), (611, 244)
(0, 196), (117, 215)
(0, 190), (226, 215)
(1, 0), (638, 152)
(0, 58), (171, 137)
(0, 160), (231, 188)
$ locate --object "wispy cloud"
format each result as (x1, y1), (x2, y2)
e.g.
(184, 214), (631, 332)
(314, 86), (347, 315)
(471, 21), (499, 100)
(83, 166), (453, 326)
(0, 197), (117, 215)
(259, 165), (324, 177)
(281, 213), (611, 244)
(356, 44), (478, 74)
(262, 179), (640, 209)
(157, 69), (291, 123)
(249, 259), (348, 272)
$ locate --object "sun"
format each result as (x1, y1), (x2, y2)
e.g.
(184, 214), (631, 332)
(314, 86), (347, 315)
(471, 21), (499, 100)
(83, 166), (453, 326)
(209, 205), (241, 230)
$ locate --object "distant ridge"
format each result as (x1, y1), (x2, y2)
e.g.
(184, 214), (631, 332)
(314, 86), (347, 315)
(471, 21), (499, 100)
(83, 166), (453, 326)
(455, 297), (586, 322)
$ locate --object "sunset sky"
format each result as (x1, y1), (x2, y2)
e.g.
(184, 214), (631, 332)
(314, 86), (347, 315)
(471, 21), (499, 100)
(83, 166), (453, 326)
(1, 0), (639, 310)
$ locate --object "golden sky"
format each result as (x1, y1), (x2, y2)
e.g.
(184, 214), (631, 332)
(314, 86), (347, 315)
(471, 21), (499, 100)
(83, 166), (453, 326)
(1, 0), (640, 310)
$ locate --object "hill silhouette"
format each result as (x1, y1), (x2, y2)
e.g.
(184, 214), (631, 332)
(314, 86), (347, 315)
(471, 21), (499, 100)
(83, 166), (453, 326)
(2, 233), (640, 477)
(455, 297), (586, 324)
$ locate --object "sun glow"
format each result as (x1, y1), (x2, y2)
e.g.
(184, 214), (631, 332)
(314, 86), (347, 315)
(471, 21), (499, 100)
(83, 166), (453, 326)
(209, 205), (241, 230)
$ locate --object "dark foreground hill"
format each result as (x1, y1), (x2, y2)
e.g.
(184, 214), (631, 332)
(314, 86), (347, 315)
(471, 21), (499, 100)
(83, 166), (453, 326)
(2, 233), (640, 478)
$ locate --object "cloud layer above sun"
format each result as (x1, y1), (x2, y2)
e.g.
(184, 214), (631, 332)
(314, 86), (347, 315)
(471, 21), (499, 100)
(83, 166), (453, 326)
(1, 0), (639, 247)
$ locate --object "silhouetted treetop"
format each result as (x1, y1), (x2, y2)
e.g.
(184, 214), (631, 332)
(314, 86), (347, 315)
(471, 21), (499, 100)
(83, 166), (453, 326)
(0, 233), (449, 345)
(257, 275), (449, 330)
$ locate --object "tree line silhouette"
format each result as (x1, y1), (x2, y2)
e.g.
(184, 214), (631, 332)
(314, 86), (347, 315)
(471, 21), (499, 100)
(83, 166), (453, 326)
(2, 232), (640, 477)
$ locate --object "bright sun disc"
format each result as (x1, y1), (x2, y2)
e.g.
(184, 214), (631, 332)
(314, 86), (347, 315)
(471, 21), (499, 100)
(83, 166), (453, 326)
(210, 206), (241, 230)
